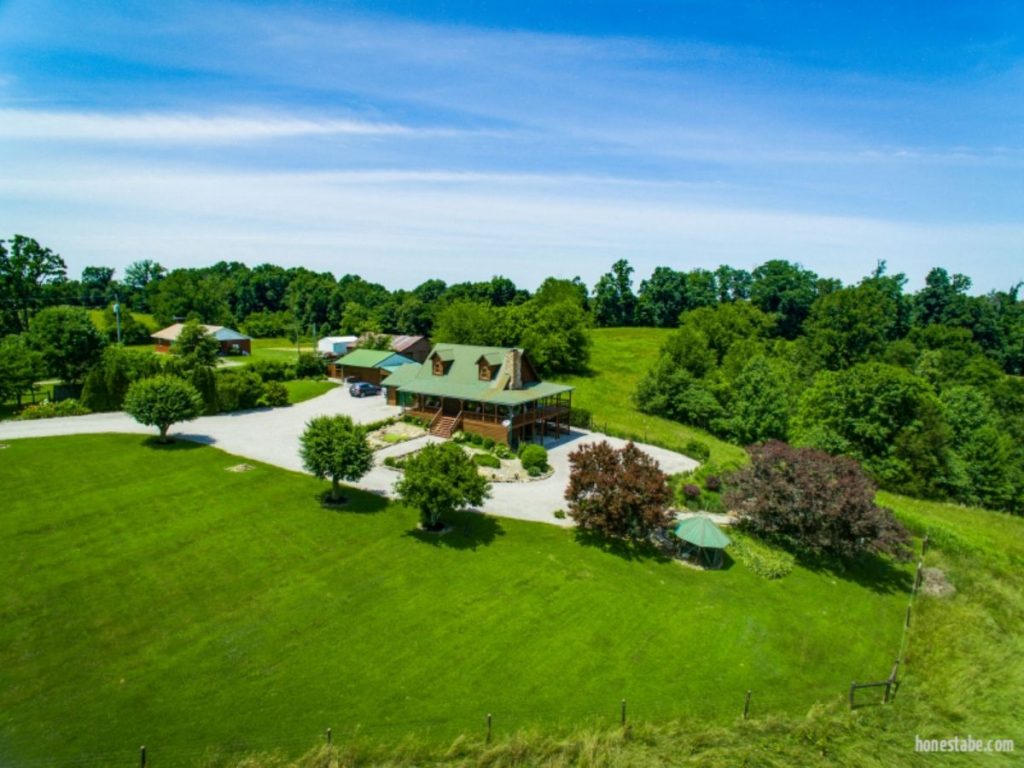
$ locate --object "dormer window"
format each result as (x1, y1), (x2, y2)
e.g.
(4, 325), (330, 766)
(432, 358), (444, 376)
(479, 363), (492, 381)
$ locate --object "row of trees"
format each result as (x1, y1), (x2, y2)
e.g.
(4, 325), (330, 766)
(635, 270), (1024, 513)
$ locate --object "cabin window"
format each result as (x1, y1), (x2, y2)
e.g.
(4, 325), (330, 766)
(432, 358), (444, 375)
(479, 363), (491, 381)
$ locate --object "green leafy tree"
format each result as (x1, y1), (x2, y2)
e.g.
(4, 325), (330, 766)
(79, 266), (116, 308)
(432, 300), (500, 345)
(715, 356), (794, 444)
(533, 276), (589, 309)
(592, 259), (636, 327)
(394, 442), (490, 529)
(750, 259), (820, 339)
(299, 415), (374, 502)
(173, 319), (220, 368)
(517, 300), (591, 374)
(792, 362), (953, 499)
(81, 346), (162, 411)
(803, 277), (905, 370)
(28, 306), (105, 383)
(123, 374), (203, 442)
(636, 267), (686, 327)
(0, 235), (68, 333)
(714, 265), (752, 301)
(565, 440), (673, 541)
(359, 332), (393, 351)
(725, 441), (910, 561)
(0, 334), (43, 406)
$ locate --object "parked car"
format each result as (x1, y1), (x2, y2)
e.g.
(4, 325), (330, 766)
(349, 381), (381, 397)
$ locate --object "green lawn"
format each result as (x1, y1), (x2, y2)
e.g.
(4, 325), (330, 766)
(554, 328), (747, 467)
(0, 435), (910, 766)
(283, 378), (338, 404)
(248, 337), (316, 363)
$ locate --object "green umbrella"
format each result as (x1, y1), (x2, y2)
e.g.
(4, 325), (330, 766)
(673, 515), (731, 549)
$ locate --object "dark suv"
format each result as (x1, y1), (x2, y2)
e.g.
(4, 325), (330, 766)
(349, 381), (381, 397)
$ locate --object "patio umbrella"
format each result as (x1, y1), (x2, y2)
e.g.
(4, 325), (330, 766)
(673, 515), (731, 568)
(674, 515), (732, 549)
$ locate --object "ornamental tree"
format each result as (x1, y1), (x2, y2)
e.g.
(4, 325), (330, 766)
(394, 442), (490, 530)
(172, 319), (220, 369)
(299, 415), (374, 502)
(724, 440), (911, 561)
(123, 374), (203, 443)
(565, 440), (673, 541)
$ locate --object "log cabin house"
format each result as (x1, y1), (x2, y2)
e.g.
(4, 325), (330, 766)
(381, 343), (573, 447)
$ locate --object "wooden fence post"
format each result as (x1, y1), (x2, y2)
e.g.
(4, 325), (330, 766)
(914, 562), (923, 591)
(140, 746), (147, 768)
(849, 682), (856, 710)
(922, 535), (929, 557)
(621, 699), (627, 726)
(743, 690), (751, 720)
(905, 604), (912, 629)
(326, 727), (332, 745)
(486, 713), (492, 744)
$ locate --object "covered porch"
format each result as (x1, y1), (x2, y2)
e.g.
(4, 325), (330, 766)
(404, 390), (572, 447)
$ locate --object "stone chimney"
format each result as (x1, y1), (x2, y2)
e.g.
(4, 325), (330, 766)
(503, 349), (522, 390)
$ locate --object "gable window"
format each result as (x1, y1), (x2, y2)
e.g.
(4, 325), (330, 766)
(479, 363), (492, 381)
(432, 358), (444, 375)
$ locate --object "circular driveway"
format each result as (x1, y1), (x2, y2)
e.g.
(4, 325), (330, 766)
(0, 387), (698, 527)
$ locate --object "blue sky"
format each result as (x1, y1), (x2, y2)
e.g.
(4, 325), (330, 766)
(1, 0), (1022, 292)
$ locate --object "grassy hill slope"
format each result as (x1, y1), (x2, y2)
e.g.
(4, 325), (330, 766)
(0, 435), (910, 767)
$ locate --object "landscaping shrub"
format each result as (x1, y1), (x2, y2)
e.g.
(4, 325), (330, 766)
(295, 352), (325, 379)
(14, 399), (91, 420)
(682, 483), (701, 499)
(452, 431), (469, 443)
(569, 407), (593, 429)
(519, 443), (549, 472)
(493, 444), (512, 459)
(729, 531), (795, 580)
(361, 417), (398, 434)
(383, 456), (401, 468)
(259, 381), (289, 407)
(250, 359), (296, 382)
(473, 453), (501, 469)
(527, 465), (543, 477)
(469, 432), (484, 445)
(553, 509), (567, 519)
(482, 437), (496, 450)
(683, 439), (711, 463)
(216, 371), (265, 412)
(704, 475), (722, 492)
(80, 346), (163, 411)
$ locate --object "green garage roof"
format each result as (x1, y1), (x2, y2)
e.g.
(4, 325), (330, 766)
(337, 349), (414, 369)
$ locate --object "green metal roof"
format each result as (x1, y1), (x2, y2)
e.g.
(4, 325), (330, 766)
(673, 516), (732, 549)
(383, 343), (573, 406)
(336, 349), (413, 369)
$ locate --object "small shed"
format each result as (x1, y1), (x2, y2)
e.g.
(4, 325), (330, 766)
(152, 323), (251, 356)
(336, 348), (416, 386)
(317, 335), (359, 357)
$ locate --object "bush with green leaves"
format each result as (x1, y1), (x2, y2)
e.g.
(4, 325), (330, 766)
(250, 359), (296, 382)
(473, 452), (501, 469)
(451, 431), (469, 443)
(81, 346), (163, 412)
(728, 531), (796, 580)
(14, 399), (91, 420)
(216, 370), (264, 412)
(123, 375), (203, 442)
(493, 444), (513, 459)
(295, 352), (325, 379)
(683, 439), (711, 463)
(569, 407), (593, 429)
(519, 443), (549, 472)
(259, 381), (289, 407)
(299, 415), (374, 502)
(482, 437), (496, 450)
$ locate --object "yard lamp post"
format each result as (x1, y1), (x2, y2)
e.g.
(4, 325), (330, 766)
(113, 298), (122, 344)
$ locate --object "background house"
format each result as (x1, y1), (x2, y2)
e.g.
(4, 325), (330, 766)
(152, 323), (251, 355)
(389, 335), (431, 363)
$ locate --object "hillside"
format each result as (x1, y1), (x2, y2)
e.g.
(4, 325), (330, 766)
(0, 435), (912, 767)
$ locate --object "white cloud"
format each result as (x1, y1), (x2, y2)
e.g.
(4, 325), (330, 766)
(0, 109), (418, 142)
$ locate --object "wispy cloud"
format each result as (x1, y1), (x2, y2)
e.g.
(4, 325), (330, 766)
(0, 109), (423, 142)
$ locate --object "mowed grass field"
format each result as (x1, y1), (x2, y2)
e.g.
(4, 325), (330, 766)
(0, 435), (911, 766)
(555, 328), (747, 466)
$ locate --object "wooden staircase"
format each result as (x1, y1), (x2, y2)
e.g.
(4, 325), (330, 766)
(430, 414), (461, 438)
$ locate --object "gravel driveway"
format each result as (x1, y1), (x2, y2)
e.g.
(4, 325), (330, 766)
(0, 389), (698, 527)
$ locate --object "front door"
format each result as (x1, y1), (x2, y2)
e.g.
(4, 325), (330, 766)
(442, 397), (461, 416)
